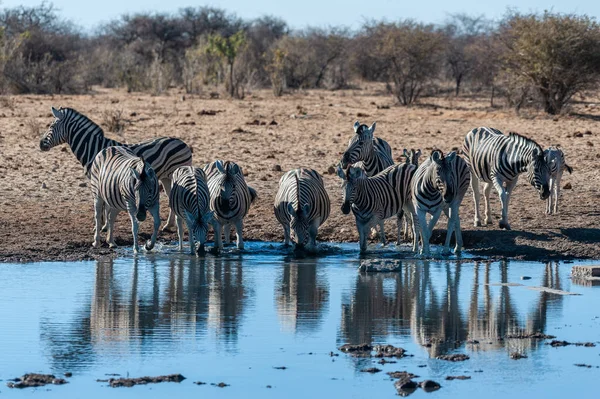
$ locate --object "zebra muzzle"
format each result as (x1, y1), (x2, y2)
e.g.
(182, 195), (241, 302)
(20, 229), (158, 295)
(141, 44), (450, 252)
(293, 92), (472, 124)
(136, 210), (147, 222)
(341, 201), (351, 215)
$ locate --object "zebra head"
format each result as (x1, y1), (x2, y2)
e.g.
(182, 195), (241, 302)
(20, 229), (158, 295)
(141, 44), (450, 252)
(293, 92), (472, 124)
(287, 202), (312, 248)
(337, 165), (365, 214)
(403, 148), (422, 167)
(527, 147), (551, 200)
(214, 160), (243, 214)
(341, 121), (376, 168)
(40, 107), (68, 151)
(189, 210), (214, 254)
(430, 150), (456, 204)
(132, 159), (159, 222)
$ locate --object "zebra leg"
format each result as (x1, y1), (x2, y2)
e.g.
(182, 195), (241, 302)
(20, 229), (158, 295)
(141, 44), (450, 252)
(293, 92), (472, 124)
(442, 208), (454, 256)
(184, 219), (195, 255)
(410, 212), (419, 253)
(283, 223), (291, 246)
(358, 221), (368, 254)
(101, 205), (109, 232)
(106, 209), (119, 248)
(128, 210), (140, 253)
(144, 204), (160, 251)
(234, 220), (244, 250)
(553, 173), (562, 214)
(308, 220), (320, 253)
(453, 206), (464, 254)
(224, 224), (232, 245)
(175, 215), (184, 251)
(483, 182), (493, 225)
(212, 222), (223, 253)
(470, 172), (482, 226)
(494, 177), (514, 230)
(379, 220), (386, 246)
(93, 196), (104, 248)
(416, 210), (430, 256)
(160, 178), (176, 232)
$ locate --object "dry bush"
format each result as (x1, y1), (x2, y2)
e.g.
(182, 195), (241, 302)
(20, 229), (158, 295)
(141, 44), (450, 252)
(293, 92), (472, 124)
(24, 117), (40, 138)
(101, 109), (126, 134)
(0, 95), (14, 109)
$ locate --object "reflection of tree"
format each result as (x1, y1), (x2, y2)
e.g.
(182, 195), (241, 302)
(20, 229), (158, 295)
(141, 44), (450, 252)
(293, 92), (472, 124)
(41, 256), (252, 370)
(276, 260), (329, 334)
(340, 260), (565, 358)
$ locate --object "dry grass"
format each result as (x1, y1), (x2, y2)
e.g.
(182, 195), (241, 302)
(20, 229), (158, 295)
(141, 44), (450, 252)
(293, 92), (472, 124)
(101, 108), (126, 134)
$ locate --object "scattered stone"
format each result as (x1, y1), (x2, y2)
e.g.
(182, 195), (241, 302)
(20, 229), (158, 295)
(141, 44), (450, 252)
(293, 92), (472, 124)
(338, 343), (373, 355)
(357, 112), (370, 117)
(387, 371), (419, 379)
(194, 381), (207, 385)
(419, 380), (441, 392)
(360, 367), (382, 373)
(211, 382), (229, 387)
(41, 182), (47, 189)
(269, 120), (278, 126)
(574, 364), (592, 368)
(105, 374), (186, 388)
(130, 112), (137, 117)
(474, 369), (484, 373)
(505, 332), (556, 339)
(574, 131), (584, 138)
(548, 340), (570, 347)
(7, 374), (68, 389)
(445, 375), (471, 380)
(198, 109), (219, 116)
(327, 165), (336, 175)
(575, 342), (596, 347)
(266, 385), (272, 388)
(374, 344), (407, 358)
(64, 372), (72, 378)
(394, 378), (418, 396)
(510, 352), (528, 359)
(563, 182), (572, 190)
(78, 182), (87, 187)
(246, 119), (261, 125)
(359, 259), (403, 273)
(378, 358), (397, 365)
(231, 127), (246, 133)
(329, 351), (339, 357)
(273, 366), (287, 370)
(521, 276), (532, 280)
(272, 164), (282, 172)
(436, 354), (469, 362)
(417, 365), (427, 368)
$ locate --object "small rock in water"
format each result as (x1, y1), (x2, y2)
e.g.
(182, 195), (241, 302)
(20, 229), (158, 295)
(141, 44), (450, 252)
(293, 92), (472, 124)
(387, 371), (419, 379)
(510, 352), (528, 359)
(521, 276), (532, 280)
(105, 374), (186, 388)
(359, 259), (403, 273)
(574, 364), (592, 368)
(64, 372), (73, 378)
(211, 382), (230, 388)
(273, 366), (287, 370)
(419, 380), (441, 392)
(7, 373), (68, 389)
(338, 343), (373, 356)
(360, 367), (381, 373)
(373, 344), (407, 358)
(436, 354), (469, 362)
(446, 375), (471, 380)
(194, 381), (207, 385)
(394, 378), (418, 396)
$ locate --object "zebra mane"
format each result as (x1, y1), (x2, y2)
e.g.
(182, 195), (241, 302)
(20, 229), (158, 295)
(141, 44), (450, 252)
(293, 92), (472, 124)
(508, 132), (543, 152)
(294, 172), (300, 213)
(61, 107), (107, 138)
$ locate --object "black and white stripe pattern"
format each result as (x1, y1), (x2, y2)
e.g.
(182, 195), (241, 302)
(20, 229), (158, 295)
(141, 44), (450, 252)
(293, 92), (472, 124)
(401, 148), (422, 241)
(203, 160), (257, 250)
(412, 150), (470, 255)
(337, 163), (416, 253)
(340, 121), (394, 176)
(463, 127), (551, 230)
(90, 146), (160, 253)
(169, 166), (213, 255)
(274, 168), (330, 252)
(40, 106), (193, 230)
(543, 147), (573, 215)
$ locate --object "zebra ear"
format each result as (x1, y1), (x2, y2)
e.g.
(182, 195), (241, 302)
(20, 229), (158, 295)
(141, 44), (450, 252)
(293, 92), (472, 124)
(353, 121), (361, 133)
(415, 149), (422, 158)
(51, 107), (63, 120)
(446, 151), (457, 162)
(532, 147), (541, 158)
(302, 203), (310, 216)
(403, 149), (409, 157)
(231, 163), (240, 175)
(369, 122), (376, 134)
(215, 160), (225, 174)
(431, 150), (442, 164)
(565, 164), (573, 174)
(287, 202), (297, 218)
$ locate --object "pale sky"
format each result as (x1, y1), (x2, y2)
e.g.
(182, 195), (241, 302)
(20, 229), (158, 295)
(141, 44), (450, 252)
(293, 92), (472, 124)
(2, 0), (599, 31)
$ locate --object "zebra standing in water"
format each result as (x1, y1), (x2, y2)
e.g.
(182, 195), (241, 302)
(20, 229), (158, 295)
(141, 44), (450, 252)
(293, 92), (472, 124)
(337, 163), (416, 253)
(544, 147), (573, 215)
(401, 148), (422, 241)
(204, 160), (257, 251)
(39, 107), (192, 231)
(169, 166), (213, 255)
(274, 168), (330, 252)
(412, 150), (470, 256)
(340, 121), (394, 242)
(463, 127), (551, 230)
(90, 146), (160, 253)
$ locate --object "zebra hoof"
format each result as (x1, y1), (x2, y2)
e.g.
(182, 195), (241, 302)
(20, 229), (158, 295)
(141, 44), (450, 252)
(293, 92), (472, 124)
(144, 240), (154, 251)
(92, 241), (100, 248)
(108, 242), (118, 249)
(441, 249), (452, 257)
(498, 221), (511, 230)
(474, 221), (481, 227)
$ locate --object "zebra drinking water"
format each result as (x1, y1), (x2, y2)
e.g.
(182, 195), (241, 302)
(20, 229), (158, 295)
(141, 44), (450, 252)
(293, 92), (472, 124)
(462, 127), (551, 230)
(412, 150), (470, 256)
(90, 146), (160, 253)
(39, 107), (192, 231)
(203, 160), (257, 251)
(169, 166), (213, 255)
(337, 163), (416, 253)
(544, 147), (573, 215)
(274, 168), (331, 252)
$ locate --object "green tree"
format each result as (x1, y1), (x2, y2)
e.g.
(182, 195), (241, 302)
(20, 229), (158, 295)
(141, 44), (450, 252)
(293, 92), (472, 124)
(206, 30), (247, 98)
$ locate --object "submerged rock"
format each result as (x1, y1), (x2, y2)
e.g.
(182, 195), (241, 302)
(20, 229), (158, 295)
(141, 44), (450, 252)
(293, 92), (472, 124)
(506, 332), (556, 339)
(338, 343), (373, 356)
(419, 380), (441, 392)
(7, 373), (68, 389)
(359, 259), (403, 273)
(373, 344), (407, 358)
(436, 354), (470, 362)
(104, 374), (186, 388)
(394, 378), (418, 396)
(387, 371), (419, 380)
(360, 367), (382, 373)
(510, 352), (528, 359)
(445, 375), (471, 380)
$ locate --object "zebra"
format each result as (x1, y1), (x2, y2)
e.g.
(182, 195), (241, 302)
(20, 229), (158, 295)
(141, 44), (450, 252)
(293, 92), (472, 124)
(337, 163), (416, 253)
(463, 127), (551, 230)
(401, 148), (422, 241)
(341, 121), (394, 242)
(274, 168), (330, 252)
(90, 146), (160, 253)
(169, 166), (213, 255)
(411, 150), (470, 256)
(203, 160), (257, 251)
(39, 106), (192, 231)
(544, 147), (573, 215)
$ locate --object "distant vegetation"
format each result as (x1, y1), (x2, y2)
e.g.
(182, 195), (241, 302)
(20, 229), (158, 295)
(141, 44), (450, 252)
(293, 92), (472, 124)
(1, 3), (600, 114)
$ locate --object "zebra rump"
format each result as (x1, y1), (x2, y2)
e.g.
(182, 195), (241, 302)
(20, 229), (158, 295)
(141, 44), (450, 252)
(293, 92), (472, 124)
(170, 166), (213, 255)
(90, 146), (160, 253)
(203, 160), (257, 250)
(274, 168), (330, 251)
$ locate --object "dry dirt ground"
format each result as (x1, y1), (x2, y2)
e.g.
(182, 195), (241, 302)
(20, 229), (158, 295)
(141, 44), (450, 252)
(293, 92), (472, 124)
(1, 85), (599, 263)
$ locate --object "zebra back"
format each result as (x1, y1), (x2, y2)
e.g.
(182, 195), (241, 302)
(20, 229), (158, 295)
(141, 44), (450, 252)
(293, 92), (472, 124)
(544, 147), (573, 176)
(274, 168), (331, 226)
(40, 107), (192, 179)
(170, 166), (211, 222)
(204, 160), (254, 224)
(90, 146), (159, 215)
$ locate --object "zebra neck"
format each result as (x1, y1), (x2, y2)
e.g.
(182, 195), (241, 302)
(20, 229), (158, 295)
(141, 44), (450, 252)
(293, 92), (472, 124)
(67, 126), (121, 174)
(506, 141), (533, 173)
(361, 149), (378, 173)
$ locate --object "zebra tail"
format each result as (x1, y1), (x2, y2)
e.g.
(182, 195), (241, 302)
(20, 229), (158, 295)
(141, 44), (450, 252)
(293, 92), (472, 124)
(248, 186), (258, 203)
(565, 164), (573, 174)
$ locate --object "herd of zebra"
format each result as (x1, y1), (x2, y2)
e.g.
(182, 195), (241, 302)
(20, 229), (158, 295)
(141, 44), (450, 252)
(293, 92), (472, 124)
(39, 107), (572, 256)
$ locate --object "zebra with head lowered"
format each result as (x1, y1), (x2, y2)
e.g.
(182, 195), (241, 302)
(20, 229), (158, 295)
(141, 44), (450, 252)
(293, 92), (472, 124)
(463, 127), (550, 230)
(544, 147), (573, 215)
(39, 107), (192, 231)
(204, 160), (257, 251)
(90, 146), (160, 253)
(170, 166), (213, 255)
(274, 168), (330, 252)
(337, 163), (416, 253)
(412, 150), (470, 256)
(401, 148), (422, 241)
